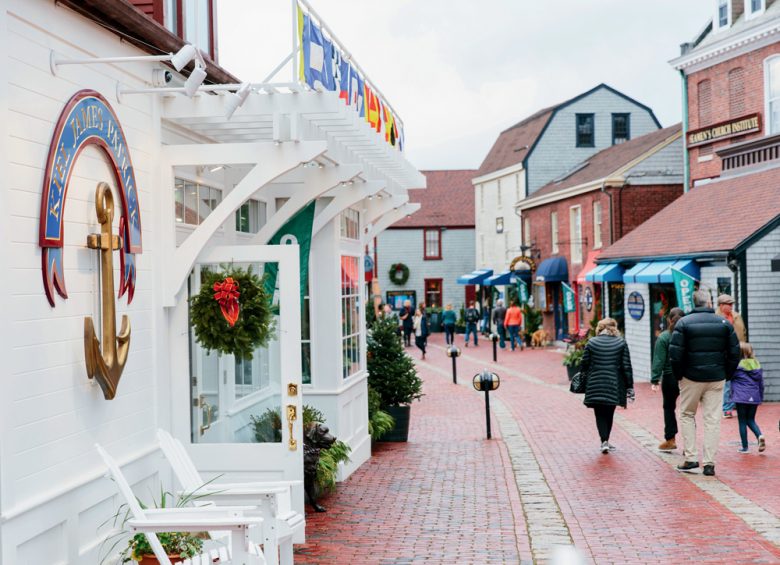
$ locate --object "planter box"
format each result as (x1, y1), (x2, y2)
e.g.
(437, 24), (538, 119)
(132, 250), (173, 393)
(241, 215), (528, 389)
(380, 405), (411, 442)
(566, 363), (581, 381)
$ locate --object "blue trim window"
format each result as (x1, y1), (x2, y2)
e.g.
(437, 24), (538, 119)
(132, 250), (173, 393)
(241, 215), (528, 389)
(612, 113), (630, 145)
(718, 0), (729, 27)
(576, 113), (595, 148)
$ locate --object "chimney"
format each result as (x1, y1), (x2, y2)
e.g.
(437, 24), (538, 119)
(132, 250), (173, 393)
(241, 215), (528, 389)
(732, 0), (745, 22)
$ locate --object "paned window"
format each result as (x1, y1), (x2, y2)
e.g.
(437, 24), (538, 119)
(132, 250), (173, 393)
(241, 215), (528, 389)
(593, 201), (603, 249)
(183, 0), (213, 57)
(729, 68), (745, 117)
(424, 228), (442, 260)
(174, 178), (222, 226)
(751, 0), (764, 14)
(612, 114), (630, 145)
(340, 256), (362, 379)
(551, 212), (559, 254)
(301, 292), (312, 384)
(235, 200), (266, 234)
(718, 0), (729, 27)
(766, 56), (780, 134)
(496, 217), (504, 234)
(576, 114), (595, 147)
(570, 206), (582, 264)
(424, 279), (443, 308)
(697, 79), (712, 127)
(340, 208), (360, 240)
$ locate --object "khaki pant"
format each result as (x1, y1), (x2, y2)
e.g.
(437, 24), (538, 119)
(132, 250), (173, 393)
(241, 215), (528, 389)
(679, 378), (724, 466)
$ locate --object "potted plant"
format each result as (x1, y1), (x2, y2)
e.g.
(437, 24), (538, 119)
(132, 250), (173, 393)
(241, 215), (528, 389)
(455, 307), (467, 334)
(368, 386), (395, 448)
(367, 316), (423, 441)
(563, 346), (584, 380)
(523, 305), (543, 346)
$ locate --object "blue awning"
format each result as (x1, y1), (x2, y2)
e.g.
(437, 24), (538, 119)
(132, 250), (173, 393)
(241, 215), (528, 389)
(623, 259), (700, 284)
(586, 263), (625, 282)
(457, 269), (493, 285)
(535, 256), (568, 283)
(484, 271), (514, 286)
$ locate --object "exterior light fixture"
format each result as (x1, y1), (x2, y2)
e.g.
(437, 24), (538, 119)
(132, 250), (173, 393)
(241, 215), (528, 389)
(209, 165), (225, 173)
(183, 65), (207, 97)
(51, 43), (204, 75)
(224, 82), (252, 119)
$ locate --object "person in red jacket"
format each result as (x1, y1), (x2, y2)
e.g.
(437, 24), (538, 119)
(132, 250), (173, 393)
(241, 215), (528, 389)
(504, 300), (524, 351)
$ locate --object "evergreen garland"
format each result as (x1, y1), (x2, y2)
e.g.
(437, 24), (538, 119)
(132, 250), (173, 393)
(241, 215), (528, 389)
(388, 262), (410, 286)
(190, 266), (274, 360)
(367, 316), (423, 406)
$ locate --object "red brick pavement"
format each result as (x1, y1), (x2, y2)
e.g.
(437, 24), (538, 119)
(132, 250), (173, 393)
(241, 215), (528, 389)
(295, 340), (531, 564)
(431, 333), (780, 563)
(296, 333), (780, 563)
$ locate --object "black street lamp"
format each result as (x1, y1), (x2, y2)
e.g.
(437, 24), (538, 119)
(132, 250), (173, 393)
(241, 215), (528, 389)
(473, 369), (501, 439)
(446, 345), (461, 384)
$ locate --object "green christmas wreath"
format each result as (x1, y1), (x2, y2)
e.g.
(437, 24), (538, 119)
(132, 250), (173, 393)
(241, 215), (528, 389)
(190, 266), (275, 360)
(389, 262), (410, 286)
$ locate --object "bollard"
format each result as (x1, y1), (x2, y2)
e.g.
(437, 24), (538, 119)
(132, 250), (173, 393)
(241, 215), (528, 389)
(472, 369), (501, 439)
(490, 333), (499, 362)
(446, 345), (461, 384)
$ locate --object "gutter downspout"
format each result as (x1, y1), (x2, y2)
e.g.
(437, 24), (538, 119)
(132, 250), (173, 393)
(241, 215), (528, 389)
(680, 69), (690, 192)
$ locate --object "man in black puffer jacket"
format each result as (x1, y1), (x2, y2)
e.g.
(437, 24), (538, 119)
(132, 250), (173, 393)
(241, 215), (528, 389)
(670, 290), (740, 477)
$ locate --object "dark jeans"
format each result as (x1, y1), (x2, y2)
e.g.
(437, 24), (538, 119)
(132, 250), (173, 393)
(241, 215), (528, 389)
(497, 325), (506, 348)
(403, 325), (413, 346)
(662, 376), (680, 441)
(593, 404), (616, 442)
(507, 325), (522, 350)
(465, 322), (478, 345)
(415, 335), (427, 355)
(444, 323), (455, 345)
(736, 403), (762, 449)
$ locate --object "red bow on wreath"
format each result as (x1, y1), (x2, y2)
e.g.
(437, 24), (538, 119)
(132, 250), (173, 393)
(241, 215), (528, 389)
(213, 277), (241, 327)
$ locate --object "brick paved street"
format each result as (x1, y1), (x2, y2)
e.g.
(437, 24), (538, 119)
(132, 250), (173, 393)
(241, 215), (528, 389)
(297, 334), (780, 563)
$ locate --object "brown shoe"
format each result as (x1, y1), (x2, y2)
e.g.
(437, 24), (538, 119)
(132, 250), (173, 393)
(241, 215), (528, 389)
(658, 439), (677, 452)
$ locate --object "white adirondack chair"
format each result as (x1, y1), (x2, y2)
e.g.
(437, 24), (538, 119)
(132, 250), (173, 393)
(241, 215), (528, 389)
(157, 430), (305, 565)
(96, 443), (266, 565)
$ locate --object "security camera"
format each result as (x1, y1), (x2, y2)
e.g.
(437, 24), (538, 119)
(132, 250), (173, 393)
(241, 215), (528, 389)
(152, 69), (173, 87)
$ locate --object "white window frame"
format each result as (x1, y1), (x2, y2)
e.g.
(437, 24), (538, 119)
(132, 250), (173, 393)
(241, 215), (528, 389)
(174, 176), (223, 227)
(340, 208), (360, 240)
(765, 55), (780, 135)
(715, 0), (731, 31)
(569, 205), (582, 265)
(235, 199), (266, 235)
(593, 201), (602, 249)
(746, 0), (765, 19)
(340, 255), (362, 380)
(551, 211), (559, 254)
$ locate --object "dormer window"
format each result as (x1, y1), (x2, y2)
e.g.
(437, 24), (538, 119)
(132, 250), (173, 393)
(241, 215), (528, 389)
(747, 0), (765, 18)
(717, 0), (730, 29)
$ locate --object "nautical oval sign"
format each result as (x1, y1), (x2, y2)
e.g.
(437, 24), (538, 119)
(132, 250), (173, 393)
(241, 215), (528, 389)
(627, 291), (645, 321)
(39, 90), (142, 306)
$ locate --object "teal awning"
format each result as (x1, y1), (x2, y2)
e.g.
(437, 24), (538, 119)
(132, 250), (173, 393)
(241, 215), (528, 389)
(623, 259), (699, 283)
(457, 269), (493, 285)
(586, 263), (624, 282)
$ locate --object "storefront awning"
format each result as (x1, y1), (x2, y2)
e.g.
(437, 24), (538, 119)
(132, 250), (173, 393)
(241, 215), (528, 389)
(576, 251), (600, 284)
(457, 269), (493, 285)
(623, 259), (700, 283)
(535, 256), (568, 283)
(483, 269), (532, 286)
(586, 263), (624, 282)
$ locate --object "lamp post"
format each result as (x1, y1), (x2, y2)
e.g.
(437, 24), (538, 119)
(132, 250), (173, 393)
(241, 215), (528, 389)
(490, 332), (499, 362)
(472, 369), (501, 439)
(446, 345), (461, 384)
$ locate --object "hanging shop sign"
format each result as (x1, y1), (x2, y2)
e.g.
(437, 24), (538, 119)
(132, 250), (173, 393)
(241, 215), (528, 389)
(686, 113), (761, 148)
(509, 255), (536, 272)
(39, 89), (143, 307)
(561, 282), (576, 313)
(627, 291), (645, 321)
(584, 287), (593, 312)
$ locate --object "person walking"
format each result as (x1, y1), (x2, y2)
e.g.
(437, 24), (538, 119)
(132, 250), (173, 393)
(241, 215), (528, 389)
(480, 298), (491, 336)
(580, 317), (634, 454)
(400, 300), (413, 347)
(731, 342), (766, 454)
(464, 301), (479, 347)
(492, 299), (507, 349)
(504, 300), (525, 351)
(670, 290), (740, 476)
(716, 294), (747, 419)
(651, 307), (684, 452)
(442, 304), (457, 345)
(413, 307), (429, 360)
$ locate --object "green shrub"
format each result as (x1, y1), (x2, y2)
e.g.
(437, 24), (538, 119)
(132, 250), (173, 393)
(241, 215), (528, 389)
(367, 386), (395, 440)
(367, 316), (422, 407)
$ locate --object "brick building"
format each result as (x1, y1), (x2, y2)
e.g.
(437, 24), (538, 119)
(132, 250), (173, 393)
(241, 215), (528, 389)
(517, 126), (684, 340)
(376, 170), (477, 312)
(588, 0), (780, 394)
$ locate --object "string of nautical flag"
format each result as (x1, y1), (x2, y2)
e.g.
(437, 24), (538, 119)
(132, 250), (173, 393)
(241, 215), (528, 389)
(298, 7), (404, 151)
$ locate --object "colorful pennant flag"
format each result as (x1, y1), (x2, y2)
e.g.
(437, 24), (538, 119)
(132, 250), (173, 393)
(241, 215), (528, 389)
(302, 15), (334, 91)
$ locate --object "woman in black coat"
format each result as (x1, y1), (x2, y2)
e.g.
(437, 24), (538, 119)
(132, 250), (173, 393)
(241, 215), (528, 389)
(580, 317), (635, 453)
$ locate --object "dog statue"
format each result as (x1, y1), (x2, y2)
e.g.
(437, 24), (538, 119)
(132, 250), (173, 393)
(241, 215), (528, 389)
(303, 422), (336, 512)
(531, 329), (550, 349)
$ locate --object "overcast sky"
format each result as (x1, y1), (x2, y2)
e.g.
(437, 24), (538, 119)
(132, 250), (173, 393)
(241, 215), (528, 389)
(218, 1), (713, 171)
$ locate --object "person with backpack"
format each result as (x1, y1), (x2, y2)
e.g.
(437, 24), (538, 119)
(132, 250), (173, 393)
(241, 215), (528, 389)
(731, 342), (766, 454)
(464, 301), (480, 347)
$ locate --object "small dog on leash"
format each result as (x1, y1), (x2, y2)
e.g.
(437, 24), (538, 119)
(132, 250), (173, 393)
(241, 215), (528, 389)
(531, 329), (550, 349)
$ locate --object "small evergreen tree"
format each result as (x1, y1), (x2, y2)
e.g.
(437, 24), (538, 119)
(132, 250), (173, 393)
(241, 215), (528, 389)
(367, 316), (423, 407)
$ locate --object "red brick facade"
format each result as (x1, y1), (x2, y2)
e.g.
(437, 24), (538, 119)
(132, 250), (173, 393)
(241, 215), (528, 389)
(524, 184), (683, 336)
(687, 42), (780, 184)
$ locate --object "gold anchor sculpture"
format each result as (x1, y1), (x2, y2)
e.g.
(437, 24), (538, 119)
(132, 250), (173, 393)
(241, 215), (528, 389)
(84, 182), (131, 400)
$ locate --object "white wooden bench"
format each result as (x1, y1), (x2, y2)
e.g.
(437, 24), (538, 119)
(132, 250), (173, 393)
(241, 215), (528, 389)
(157, 430), (305, 565)
(96, 443), (266, 565)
